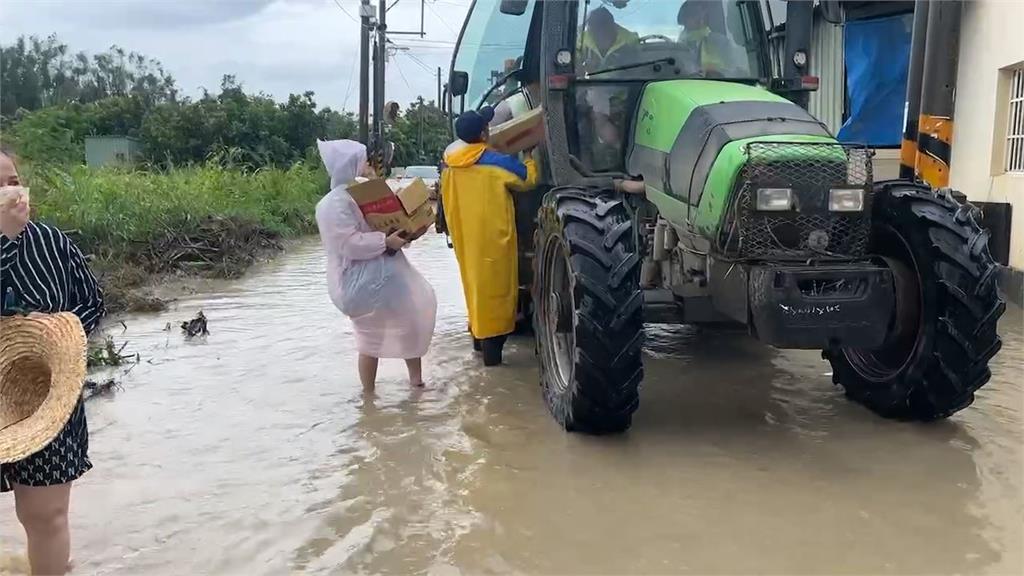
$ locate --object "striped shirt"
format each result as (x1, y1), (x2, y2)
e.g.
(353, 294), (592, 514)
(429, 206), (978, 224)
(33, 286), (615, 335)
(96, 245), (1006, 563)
(1, 221), (105, 335)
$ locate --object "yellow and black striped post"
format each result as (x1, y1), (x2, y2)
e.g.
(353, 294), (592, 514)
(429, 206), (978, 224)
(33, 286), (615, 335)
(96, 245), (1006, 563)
(914, 0), (962, 188)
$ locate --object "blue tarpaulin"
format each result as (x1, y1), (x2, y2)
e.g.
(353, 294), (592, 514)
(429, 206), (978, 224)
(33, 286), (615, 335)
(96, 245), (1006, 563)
(837, 14), (913, 146)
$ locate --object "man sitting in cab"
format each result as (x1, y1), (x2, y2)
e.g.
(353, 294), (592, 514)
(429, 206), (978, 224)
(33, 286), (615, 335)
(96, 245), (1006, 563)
(677, 0), (744, 77)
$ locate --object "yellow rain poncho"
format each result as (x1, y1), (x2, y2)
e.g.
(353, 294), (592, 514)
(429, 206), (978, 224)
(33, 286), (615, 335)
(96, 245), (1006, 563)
(441, 141), (537, 339)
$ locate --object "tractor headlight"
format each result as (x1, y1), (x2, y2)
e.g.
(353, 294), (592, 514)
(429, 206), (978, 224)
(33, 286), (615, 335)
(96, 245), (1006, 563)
(829, 188), (865, 212)
(756, 188), (794, 211)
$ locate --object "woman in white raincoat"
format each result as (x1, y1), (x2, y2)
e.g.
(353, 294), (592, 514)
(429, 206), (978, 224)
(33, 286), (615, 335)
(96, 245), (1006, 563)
(315, 139), (437, 390)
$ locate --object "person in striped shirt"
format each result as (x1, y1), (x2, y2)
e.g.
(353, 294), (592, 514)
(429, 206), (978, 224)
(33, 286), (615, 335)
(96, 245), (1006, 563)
(1, 146), (105, 575)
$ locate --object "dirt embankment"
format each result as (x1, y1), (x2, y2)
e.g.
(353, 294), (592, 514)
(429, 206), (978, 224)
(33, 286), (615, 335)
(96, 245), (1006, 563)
(90, 216), (287, 314)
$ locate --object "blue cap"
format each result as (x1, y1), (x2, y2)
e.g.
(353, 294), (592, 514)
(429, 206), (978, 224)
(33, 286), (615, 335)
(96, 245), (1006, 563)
(455, 106), (495, 143)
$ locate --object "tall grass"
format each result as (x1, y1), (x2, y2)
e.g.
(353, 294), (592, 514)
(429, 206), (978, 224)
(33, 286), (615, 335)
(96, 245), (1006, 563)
(27, 162), (329, 259)
(18, 162), (329, 312)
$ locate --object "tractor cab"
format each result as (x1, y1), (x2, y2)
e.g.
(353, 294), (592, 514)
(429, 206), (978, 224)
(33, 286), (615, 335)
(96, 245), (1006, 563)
(446, 0), (804, 178)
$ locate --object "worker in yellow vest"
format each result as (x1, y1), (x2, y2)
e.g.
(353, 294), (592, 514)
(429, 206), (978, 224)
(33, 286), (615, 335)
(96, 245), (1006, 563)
(578, 7), (640, 167)
(677, 0), (742, 78)
(579, 7), (640, 74)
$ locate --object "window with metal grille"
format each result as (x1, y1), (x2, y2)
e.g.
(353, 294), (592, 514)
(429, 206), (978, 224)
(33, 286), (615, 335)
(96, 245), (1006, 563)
(1007, 67), (1024, 173)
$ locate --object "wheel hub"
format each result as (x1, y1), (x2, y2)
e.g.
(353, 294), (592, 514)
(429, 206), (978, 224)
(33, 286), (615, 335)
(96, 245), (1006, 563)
(843, 225), (924, 382)
(540, 238), (575, 393)
(882, 255), (921, 347)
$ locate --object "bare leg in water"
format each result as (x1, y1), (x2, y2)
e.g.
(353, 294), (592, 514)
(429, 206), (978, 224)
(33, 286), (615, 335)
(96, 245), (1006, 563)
(406, 358), (424, 387)
(358, 354), (379, 392)
(14, 482), (73, 575)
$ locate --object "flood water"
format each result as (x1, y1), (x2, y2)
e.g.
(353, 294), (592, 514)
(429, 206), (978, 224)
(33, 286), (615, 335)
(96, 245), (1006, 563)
(2, 232), (1022, 575)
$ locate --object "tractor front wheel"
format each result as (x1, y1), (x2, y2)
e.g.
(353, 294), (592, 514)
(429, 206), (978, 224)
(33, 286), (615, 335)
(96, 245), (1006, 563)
(533, 189), (644, 434)
(827, 183), (1005, 420)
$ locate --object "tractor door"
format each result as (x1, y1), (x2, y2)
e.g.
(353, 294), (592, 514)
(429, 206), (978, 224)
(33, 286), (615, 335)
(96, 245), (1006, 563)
(449, 0), (538, 118)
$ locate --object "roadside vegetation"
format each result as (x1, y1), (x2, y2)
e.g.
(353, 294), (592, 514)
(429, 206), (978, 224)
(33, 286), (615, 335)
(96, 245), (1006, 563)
(25, 161), (327, 312)
(2, 34), (450, 312)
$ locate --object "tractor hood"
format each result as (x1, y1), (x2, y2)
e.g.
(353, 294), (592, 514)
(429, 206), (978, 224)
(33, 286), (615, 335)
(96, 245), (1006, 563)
(627, 80), (833, 229)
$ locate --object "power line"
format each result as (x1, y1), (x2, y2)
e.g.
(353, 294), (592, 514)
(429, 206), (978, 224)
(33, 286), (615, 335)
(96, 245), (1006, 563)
(392, 57), (413, 92)
(342, 49), (358, 109)
(426, 1), (458, 35)
(401, 52), (435, 73)
(331, 0), (359, 23)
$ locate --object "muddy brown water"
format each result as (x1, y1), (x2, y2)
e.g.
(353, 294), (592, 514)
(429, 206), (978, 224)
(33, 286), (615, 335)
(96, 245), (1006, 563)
(2, 232), (1022, 575)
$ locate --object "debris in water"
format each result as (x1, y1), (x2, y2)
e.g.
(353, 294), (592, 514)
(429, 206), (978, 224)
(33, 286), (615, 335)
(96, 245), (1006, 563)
(87, 336), (138, 368)
(181, 311), (210, 337)
(84, 378), (122, 400)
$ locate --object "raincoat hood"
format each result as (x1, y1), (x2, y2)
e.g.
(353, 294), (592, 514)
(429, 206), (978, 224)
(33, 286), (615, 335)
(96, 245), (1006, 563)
(317, 139), (367, 190)
(443, 140), (487, 168)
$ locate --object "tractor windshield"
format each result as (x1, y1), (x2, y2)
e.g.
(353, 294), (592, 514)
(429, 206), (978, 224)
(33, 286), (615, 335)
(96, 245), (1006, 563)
(576, 0), (766, 80)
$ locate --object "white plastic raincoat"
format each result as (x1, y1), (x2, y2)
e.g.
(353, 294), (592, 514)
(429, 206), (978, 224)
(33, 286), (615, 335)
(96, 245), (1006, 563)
(315, 139), (437, 359)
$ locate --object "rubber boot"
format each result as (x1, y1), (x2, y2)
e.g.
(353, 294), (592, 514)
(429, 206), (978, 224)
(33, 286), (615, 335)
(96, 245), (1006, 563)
(481, 335), (507, 367)
(472, 338), (482, 352)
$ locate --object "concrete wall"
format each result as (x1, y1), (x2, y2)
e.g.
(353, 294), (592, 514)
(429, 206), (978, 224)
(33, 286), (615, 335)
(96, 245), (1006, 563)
(807, 16), (845, 134)
(949, 0), (1024, 270)
(85, 136), (142, 168)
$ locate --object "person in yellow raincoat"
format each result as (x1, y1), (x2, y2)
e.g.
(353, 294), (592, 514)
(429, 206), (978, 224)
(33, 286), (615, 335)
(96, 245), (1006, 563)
(440, 106), (538, 366)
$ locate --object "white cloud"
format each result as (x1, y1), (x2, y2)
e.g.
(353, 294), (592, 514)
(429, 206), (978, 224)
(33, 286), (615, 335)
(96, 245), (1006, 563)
(0, 0), (470, 112)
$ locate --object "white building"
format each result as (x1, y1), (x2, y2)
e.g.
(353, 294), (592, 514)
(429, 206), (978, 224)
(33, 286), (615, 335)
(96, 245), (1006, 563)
(805, 0), (1022, 301)
(949, 0), (1023, 280)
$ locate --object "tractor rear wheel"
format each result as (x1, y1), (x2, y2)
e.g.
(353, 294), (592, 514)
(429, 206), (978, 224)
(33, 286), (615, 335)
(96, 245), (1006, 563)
(827, 183), (1005, 420)
(533, 189), (644, 434)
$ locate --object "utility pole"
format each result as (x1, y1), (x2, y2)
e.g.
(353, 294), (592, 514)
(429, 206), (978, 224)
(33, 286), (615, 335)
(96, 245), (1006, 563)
(361, 0), (426, 171)
(371, 0), (387, 163)
(358, 0), (372, 144)
(436, 66), (442, 108)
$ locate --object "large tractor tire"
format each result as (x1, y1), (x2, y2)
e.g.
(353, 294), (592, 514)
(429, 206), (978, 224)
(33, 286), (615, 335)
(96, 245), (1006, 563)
(826, 182), (1005, 420)
(533, 189), (644, 434)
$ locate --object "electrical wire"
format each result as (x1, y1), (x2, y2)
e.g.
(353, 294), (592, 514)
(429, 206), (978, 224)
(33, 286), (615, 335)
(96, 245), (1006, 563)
(331, 0), (359, 23)
(342, 49), (358, 109)
(426, 1), (458, 35)
(392, 57), (413, 91)
(403, 52), (436, 74)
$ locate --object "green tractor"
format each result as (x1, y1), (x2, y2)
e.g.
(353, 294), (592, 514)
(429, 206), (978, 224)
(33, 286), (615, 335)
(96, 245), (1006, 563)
(443, 0), (1005, 433)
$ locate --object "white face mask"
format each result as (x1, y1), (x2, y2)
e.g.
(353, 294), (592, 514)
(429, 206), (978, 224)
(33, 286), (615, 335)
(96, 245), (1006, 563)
(0, 185), (29, 206)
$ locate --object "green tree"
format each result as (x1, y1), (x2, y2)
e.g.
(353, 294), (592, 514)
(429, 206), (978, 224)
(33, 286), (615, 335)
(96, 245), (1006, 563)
(1, 34), (177, 118)
(389, 98), (449, 167)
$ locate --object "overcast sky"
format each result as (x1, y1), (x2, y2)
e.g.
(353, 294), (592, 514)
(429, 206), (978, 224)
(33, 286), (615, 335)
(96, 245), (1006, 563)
(1, 0), (471, 113)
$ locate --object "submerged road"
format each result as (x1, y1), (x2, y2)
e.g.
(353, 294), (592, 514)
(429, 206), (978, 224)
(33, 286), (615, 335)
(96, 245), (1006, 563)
(2, 232), (1021, 575)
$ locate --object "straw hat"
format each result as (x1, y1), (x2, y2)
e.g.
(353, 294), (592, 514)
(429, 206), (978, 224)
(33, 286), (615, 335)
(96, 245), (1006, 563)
(0, 313), (87, 463)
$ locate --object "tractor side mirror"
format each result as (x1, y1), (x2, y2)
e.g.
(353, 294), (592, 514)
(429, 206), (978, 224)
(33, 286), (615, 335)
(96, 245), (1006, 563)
(499, 0), (529, 16)
(450, 71), (469, 97)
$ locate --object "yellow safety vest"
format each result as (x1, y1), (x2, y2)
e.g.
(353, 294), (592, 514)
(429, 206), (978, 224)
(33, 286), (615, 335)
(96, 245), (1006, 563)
(581, 26), (640, 70)
(679, 27), (731, 74)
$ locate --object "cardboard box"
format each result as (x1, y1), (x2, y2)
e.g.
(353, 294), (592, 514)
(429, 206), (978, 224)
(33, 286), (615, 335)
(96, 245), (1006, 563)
(489, 106), (544, 155)
(347, 177), (435, 235)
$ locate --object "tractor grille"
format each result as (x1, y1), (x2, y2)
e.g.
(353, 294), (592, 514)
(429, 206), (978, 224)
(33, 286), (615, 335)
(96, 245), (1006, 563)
(722, 142), (874, 260)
